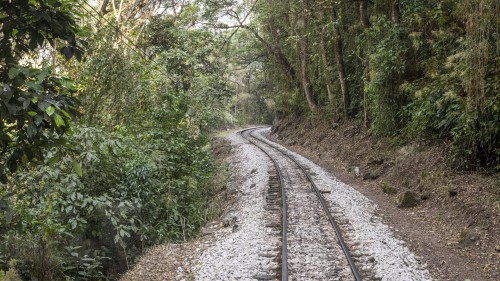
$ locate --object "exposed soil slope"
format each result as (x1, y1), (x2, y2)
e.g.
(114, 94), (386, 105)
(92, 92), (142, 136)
(270, 115), (500, 280)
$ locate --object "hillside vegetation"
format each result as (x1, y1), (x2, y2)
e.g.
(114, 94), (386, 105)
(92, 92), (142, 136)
(226, 0), (498, 171)
(1, 0), (231, 279)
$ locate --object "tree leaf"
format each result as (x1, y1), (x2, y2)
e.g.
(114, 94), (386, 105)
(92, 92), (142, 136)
(54, 113), (65, 127)
(7, 156), (18, 173)
(59, 108), (72, 119)
(72, 159), (83, 177)
(0, 170), (7, 184)
(8, 68), (20, 79)
(34, 114), (43, 126)
(23, 98), (31, 109)
(27, 123), (37, 138)
(45, 106), (55, 116)
(48, 151), (61, 166)
(29, 35), (39, 50)
(60, 46), (74, 60)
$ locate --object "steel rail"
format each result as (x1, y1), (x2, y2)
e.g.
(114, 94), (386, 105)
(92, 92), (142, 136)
(246, 127), (362, 281)
(239, 127), (288, 281)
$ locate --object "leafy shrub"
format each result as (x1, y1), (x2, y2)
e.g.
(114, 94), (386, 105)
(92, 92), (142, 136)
(450, 98), (500, 171)
(0, 123), (217, 279)
(364, 17), (411, 136)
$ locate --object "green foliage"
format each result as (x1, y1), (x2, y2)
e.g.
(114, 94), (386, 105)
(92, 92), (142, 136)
(237, 0), (498, 170)
(364, 17), (410, 136)
(402, 50), (465, 139)
(141, 16), (233, 131)
(401, 0), (499, 170)
(0, 0), (84, 176)
(1, 2), (232, 280)
(230, 92), (275, 125)
(0, 260), (22, 281)
(450, 98), (500, 171)
(1, 124), (217, 279)
(79, 33), (143, 128)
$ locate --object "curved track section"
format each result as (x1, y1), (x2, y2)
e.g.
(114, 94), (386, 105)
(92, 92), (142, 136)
(240, 127), (288, 281)
(240, 127), (362, 281)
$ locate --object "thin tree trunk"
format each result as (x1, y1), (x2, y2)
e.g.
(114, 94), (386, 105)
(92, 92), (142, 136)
(334, 32), (349, 119)
(298, 38), (317, 112)
(359, 0), (370, 28)
(39, 238), (47, 280)
(242, 26), (298, 82)
(359, 0), (371, 127)
(327, 6), (350, 119)
(363, 70), (369, 127)
(391, 0), (400, 24)
(294, 1), (316, 113)
(319, 10), (336, 113)
(99, 0), (110, 15)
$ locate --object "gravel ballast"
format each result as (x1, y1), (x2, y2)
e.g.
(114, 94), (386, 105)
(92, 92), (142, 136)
(123, 128), (433, 281)
(193, 131), (281, 280)
(253, 128), (432, 281)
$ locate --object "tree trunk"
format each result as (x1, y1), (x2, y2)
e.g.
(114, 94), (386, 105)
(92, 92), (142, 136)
(319, 10), (337, 113)
(243, 26), (298, 83)
(99, 0), (110, 15)
(326, 5), (350, 119)
(391, 0), (400, 24)
(363, 76), (369, 127)
(39, 238), (48, 280)
(359, 0), (370, 28)
(333, 31), (350, 119)
(298, 38), (317, 112)
(359, 0), (371, 127)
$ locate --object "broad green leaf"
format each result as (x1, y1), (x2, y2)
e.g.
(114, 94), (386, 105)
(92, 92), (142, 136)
(60, 108), (72, 119)
(48, 151), (61, 166)
(54, 114), (65, 127)
(35, 70), (49, 84)
(8, 68), (20, 79)
(72, 160), (83, 177)
(28, 111), (37, 116)
(61, 78), (75, 90)
(46, 106), (55, 116)
(27, 123), (37, 138)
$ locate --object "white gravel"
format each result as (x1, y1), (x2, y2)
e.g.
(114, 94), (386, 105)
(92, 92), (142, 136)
(193, 131), (280, 280)
(193, 128), (432, 281)
(256, 128), (433, 281)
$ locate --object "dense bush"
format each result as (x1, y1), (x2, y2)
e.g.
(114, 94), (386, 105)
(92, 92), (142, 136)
(364, 17), (410, 136)
(235, 0), (499, 171)
(1, 2), (232, 279)
(0, 123), (217, 279)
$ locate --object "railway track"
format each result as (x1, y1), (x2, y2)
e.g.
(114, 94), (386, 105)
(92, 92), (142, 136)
(239, 127), (362, 281)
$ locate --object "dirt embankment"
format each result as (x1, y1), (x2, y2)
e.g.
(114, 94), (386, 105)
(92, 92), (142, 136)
(271, 115), (500, 280)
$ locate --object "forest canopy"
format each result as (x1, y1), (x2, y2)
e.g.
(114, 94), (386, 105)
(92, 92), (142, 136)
(219, 0), (499, 171)
(1, 0), (231, 279)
